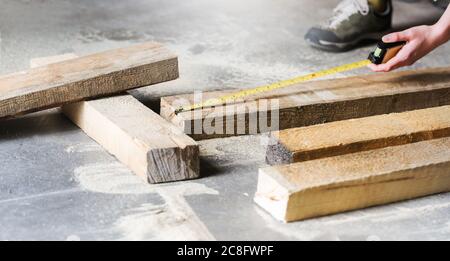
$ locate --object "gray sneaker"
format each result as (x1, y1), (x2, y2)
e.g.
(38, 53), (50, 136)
(305, 0), (392, 52)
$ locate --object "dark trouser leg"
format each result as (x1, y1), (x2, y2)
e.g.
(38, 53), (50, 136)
(431, 0), (450, 10)
(368, 0), (389, 13)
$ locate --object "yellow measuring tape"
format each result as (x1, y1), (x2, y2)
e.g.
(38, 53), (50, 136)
(174, 59), (371, 115)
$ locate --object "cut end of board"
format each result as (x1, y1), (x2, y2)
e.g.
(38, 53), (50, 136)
(265, 135), (294, 165)
(160, 97), (189, 133)
(253, 169), (291, 222)
(146, 144), (200, 184)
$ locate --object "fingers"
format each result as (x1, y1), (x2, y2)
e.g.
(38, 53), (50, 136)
(367, 25), (435, 72)
(369, 40), (419, 72)
(382, 30), (411, 43)
(367, 30), (413, 72)
(368, 59), (404, 72)
(367, 63), (379, 71)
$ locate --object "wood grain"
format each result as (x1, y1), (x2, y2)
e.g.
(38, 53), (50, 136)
(161, 67), (450, 140)
(266, 105), (450, 165)
(1, 42), (178, 119)
(255, 137), (450, 222)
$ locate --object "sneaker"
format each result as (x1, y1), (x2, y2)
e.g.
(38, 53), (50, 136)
(304, 0), (392, 52)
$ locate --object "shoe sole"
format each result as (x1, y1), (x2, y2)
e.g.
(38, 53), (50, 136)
(306, 30), (393, 52)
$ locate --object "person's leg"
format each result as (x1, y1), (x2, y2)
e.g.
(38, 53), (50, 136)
(431, 0), (450, 10)
(305, 0), (392, 52)
(368, 0), (388, 13)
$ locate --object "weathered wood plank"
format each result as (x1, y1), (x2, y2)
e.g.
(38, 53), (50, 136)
(160, 67), (450, 140)
(266, 105), (450, 165)
(1, 42), (178, 119)
(255, 137), (450, 222)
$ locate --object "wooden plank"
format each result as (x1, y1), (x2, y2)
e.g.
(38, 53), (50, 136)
(160, 67), (450, 140)
(255, 137), (450, 222)
(62, 96), (199, 183)
(29, 53), (79, 68)
(31, 54), (199, 184)
(1, 42), (178, 119)
(266, 105), (450, 165)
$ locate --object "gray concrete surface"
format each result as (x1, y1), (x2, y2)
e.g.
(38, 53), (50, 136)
(0, 0), (449, 241)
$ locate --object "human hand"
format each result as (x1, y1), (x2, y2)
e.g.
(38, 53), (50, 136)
(368, 25), (445, 72)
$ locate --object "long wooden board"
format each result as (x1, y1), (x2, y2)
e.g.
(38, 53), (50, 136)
(160, 67), (450, 140)
(1, 42), (178, 119)
(266, 105), (450, 165)
(255, 137), (450, 222)
(31, 53), (199, 184)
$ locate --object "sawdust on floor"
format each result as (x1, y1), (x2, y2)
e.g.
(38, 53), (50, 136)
(74, 161), (218, 240)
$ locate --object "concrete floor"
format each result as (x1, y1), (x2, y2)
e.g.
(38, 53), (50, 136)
(0, 0), (449, 240)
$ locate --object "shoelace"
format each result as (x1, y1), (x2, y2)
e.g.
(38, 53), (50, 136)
(328, 0), (370, 29)
(335, 0), (369, 15)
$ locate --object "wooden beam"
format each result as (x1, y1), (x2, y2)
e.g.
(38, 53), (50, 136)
(266, 105), (450, 165)
(1, 42), (178, 119)
(255, 137), (450, 222)
(29, 53), (80, 68)
(31, 53), (199, 184)
(62, 96), (199, 183)
(160, 67), (450, 140)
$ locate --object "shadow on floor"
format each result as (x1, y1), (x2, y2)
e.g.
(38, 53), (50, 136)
(0, 110), (77, 141)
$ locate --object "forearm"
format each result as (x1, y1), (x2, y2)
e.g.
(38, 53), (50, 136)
(433, 5), (450, 45)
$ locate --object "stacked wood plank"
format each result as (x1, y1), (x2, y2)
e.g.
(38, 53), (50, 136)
(255, 137), (450, 222)
(257, 105), (450, 222)
(13, 43), (450, 219)
(27, 44), (200, 184)
(159, 66), (450, 221)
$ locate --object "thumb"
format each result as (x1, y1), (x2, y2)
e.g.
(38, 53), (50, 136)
(382, 30), (409, 43)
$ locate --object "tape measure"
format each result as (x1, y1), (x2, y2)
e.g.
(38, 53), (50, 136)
(174, 40), (406, 115)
